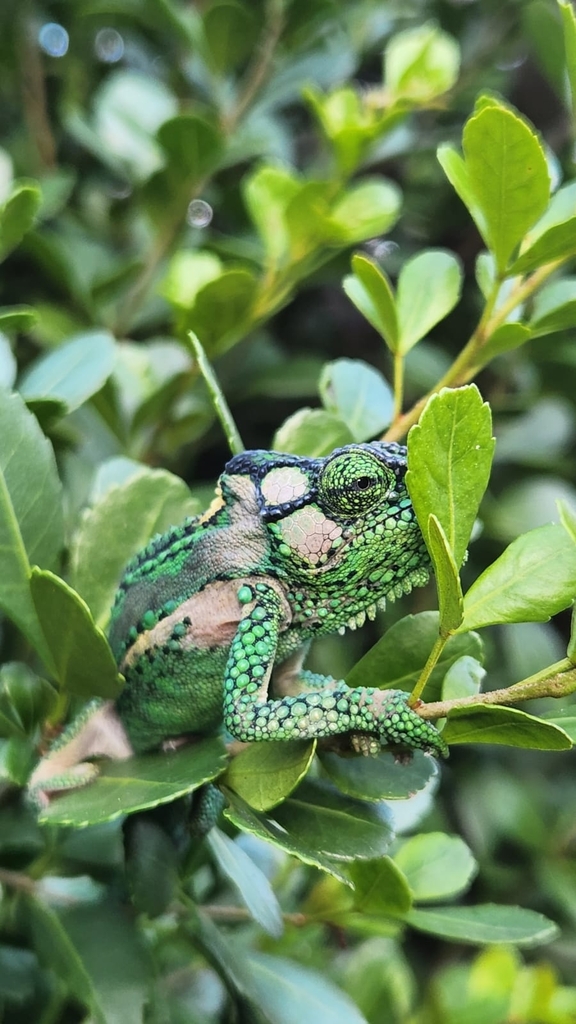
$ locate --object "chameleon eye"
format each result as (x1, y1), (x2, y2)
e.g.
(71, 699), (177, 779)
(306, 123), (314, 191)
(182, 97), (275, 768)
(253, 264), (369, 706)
(319, 450), (393, 517)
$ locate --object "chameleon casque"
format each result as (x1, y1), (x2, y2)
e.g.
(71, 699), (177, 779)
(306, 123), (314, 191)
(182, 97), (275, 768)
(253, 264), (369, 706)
(29, 441), (447, 809)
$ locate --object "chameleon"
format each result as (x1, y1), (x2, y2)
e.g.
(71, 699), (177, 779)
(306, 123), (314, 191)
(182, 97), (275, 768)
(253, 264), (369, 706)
(28, 441), (447, 809)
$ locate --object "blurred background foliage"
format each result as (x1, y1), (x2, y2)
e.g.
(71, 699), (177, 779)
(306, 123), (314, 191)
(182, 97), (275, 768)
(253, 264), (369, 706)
(2, 0), (576, 1021)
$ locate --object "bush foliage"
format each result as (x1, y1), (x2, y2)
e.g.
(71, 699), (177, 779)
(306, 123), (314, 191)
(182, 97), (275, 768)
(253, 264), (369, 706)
(1, 0), (576, 1021)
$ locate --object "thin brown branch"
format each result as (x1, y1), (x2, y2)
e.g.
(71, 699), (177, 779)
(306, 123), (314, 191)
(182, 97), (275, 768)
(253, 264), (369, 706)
(417, 661), (576, 721)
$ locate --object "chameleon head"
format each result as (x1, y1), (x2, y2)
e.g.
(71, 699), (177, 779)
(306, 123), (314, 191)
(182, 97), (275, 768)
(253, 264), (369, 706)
(224, 442), (431, 629)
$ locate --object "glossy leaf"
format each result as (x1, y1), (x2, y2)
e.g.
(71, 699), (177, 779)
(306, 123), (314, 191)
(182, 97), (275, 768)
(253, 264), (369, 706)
(394, 832), (477, 902)
(224, 789), (351, 884)
(396, 250), (463, 354)
(407, 385), (494, 568)
(319, 748), (437, 802)
(343, 254), (398, 349)
(0, 390), (63, 670)
(347, 611), (483, 703)
(426, 515), (464, 633)
(319, 359), (393, 441)
(404, 903), (558, 947)
(224, 740), (315, 811)
(462, 104), (550, 273)
(0, 182), (41, 261)
(273, 408), (354, 457)
(349, 857), (412, 915)
(443, 704), (572, 749)
(459, 522), (576, 631)
(245, 952), (369, 1024)
(71, 467), (199, 628)
(39, 738), (229, 826)
(208, 828), (284, 937)
(30, 569), (121, 698)
(20, 331), (116, 412)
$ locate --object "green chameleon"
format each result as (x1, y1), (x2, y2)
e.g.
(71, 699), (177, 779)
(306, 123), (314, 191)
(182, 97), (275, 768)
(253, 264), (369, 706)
(28, 442), (447, 810)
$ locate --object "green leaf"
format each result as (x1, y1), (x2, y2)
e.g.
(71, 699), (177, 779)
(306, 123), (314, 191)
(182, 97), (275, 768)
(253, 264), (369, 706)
(124, 815), (179, 918)
(224, 788), (351, 884)
(30, 569), (121, 698)
(0, 333), (16, 388)
(223, 740), (315, 811)
(441, 656), (485, 701)
(327, 179), (401, 245)
(156, 113), (224, 182)
(203, 1), (258, 72)
(459, 522), (576, 631)
(71, 467), (199, 629)
(560, 1), (576, 113)
(272, 779), (395, 862)
(462, 104), (550, 273)
(542, 707), (576, 741)
(530, 278), (576, 335)
(0, 391), (63, 670)
(437, 144), (486, 235)
(39, 738), (229, 826)
(243, 165), (301, 263)
(273, 408), (354, 457)
(394, 832), (477, 902)
(510, 217), (576, 275)
(0, 662), (56, 737)
(19, 331), (116, 412)
(396, 250), (463, 354)
(426, 514), (464, 633)
(319, 748), (437, 802)
(208, 828), (284, 938)
(443, 704), (572, 749)
(403, 903), (558, 947)
(384, 23), (460, 103)
(319, 359), (393, 441)
(343, 254), (398, 349)
(347, 611), (483, 703)
(162, 250), (223, 308)
(245, 952), (369, 1024)
(407, 385), (494, 569)
(476, 323), (532, 368)
(349, 857), (412, 915)
(0, 182), (42, 261)
(187, 268), (258, 356)
(0, 306), (38, 333)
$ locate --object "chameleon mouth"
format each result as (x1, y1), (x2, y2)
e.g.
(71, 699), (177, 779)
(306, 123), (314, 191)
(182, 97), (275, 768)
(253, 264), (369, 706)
(335, 562), (431, 635)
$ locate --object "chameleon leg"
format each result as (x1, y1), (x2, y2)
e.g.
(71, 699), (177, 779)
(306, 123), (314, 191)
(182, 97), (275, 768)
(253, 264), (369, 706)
(224, 584), (447, 758)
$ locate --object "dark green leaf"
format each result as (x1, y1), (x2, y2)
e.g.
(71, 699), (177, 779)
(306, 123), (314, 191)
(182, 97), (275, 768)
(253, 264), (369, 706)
(20, 330), (116, 413)
(319, 748), (437, 802)
(442, 704), (572, 749)
(460, 523), (576, 631)
(404, 903), (558, 946)
(394, 832), (477, 902)
(0, 390), (63, 670)
(203, 1), (258, 72)
(349, 857), (412, 915)
(38, 738), (229, 826)
(30, 569), (121, 698)
(208, 827), (284, 937)
(0, 662), (56, 737)
(124, 815), (179, 918)
(223, 740), (315, 811)
(0, 182), (42, 261)
(319, 359), (393, 441)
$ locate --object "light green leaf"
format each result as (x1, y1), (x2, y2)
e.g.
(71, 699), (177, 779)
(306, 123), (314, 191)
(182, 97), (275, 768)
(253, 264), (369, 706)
(394, 832), (477, 902)
(343, 254), (398, 349)
(0, 306), (38, 333)
(542, 707), (576, 741)
(245, 952), (369, 1024)
(476, 323), (532, 368)
(161, 250), (223, 308)
(0, 333), (16, 388)
(319, 748), (437, 802)
(243, 165), (301, 263)
(223, 740), (315, 811)
(19, 331), (116, 412)
(0, 391), (63, 671)
(208, 828), (283, 938)
(319, 359), (393, 441)
(442, 704), (572, 749)
(462, 104), (550, 273)
(327, 179), (401, 245)
(437, 144), (486, 235)
(530, 277), (576, 335)
(396, 250), (463, 354)
(347, 611), (483, 703)
(0, 182), (42, 261)
(441, 655), (485, 701)
(349, 857), (412, 915)
(510, 217), (576, 275)
(30, 569), (121, 698)
(39, 739), (229, 826)
(459, 522), (576, 631)
(188, 268), (258, 355)
(426, 515), (463, 633)
(273, 408), (354, 457)
(404, 904), (558, 946)
(407, 385), (494, 569)
(71, 468), (199, 629)
(224, 789), (351, 884)
(385, 23), (460, 102)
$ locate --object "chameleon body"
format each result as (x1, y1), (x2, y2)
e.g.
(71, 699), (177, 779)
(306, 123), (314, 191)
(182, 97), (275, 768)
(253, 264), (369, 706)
(29, 442), (447, 806)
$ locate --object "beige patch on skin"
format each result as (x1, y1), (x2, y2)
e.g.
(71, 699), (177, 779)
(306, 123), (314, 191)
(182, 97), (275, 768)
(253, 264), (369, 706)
(261, 466), (309, 506)
(198, 486), (226, 524)
(278, 506), (343, 565)
(121, 576), (292, 671)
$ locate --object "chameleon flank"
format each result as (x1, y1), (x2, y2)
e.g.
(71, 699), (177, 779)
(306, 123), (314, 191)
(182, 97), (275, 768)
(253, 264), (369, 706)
(28, 442), (446, 808)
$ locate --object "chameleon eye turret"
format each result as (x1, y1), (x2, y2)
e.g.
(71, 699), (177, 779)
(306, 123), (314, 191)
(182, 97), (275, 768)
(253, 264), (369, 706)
(318, 447), (395, 519)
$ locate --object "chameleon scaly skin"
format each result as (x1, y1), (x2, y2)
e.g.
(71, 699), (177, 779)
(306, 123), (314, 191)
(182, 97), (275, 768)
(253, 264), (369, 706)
(29, 442), (446, 807)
